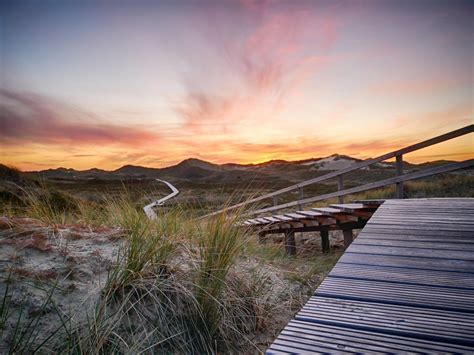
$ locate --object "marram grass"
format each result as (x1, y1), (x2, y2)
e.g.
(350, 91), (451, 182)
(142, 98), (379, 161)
(1, 190), (270, 354)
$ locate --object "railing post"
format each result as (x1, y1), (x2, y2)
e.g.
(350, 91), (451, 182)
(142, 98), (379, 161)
(298, 187), (304, 210)
(343, 229), (353, 249)
(320, 230), (330, 254)
(338, 175), (344, 203)
(284, 230), (296, 255)
(395, 154), (404, 198)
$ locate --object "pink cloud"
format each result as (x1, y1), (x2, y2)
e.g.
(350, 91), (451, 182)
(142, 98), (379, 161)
(0, 89), (159, 147)
(176, 3), (339, 134)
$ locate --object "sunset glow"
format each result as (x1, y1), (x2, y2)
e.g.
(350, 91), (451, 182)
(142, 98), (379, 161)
(1, 0), (472, 171)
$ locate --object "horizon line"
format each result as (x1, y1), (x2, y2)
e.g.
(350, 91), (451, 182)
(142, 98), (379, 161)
(14, 152), (473, 173)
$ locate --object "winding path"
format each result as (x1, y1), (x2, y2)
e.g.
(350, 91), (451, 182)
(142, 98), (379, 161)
(143, 179), (179, 219)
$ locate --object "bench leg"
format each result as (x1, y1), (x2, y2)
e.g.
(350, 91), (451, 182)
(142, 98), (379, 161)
(343, 229), (353, 249)
(284, 230), (296, 256)
(321, 230), (330, 254)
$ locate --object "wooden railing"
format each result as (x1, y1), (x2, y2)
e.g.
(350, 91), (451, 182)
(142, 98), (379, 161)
(204, 124), (473, 218)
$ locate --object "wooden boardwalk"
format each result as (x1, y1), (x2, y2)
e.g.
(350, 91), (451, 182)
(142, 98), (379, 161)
(267, 198), (474, 353)
(244, 202), (379, 254)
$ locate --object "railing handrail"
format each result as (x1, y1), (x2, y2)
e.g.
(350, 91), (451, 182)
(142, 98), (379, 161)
(252, 159), (473, 215)
(203, 124), (473, 218)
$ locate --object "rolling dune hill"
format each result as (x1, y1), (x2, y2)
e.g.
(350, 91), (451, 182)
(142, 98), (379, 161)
(25, 154), (435, 182)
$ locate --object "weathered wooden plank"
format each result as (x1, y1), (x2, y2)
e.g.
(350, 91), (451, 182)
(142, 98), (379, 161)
(375, 203), (474, 208)
(346, 244), (474, 260)
(379, 209), (474, 213)
(330, 264), (474, 289)
(355, 238), (474, 250)
(372, 214), (474, 218)
(379, 200), (474, 206)
(371, 210), (474, 216)
(366, 216), (474, 223)
(353, 199), (386, 205)
(380, 200), (474, 204)
(373, 210), (465, 216)
(304, 297), (474, 324)
(268, 320), (473, 353)
(312, 207), (358, 223)
(356, 233), (474, 243)
(297, 211), (337, 225)
(312, 207), (349, 215)
(272, 215), (293, 221)
(297, 297), (474, 345)
(296, 210), (323, 217)
(366, 220), (474, 228)
(358, 228), (474, 237)
(316, 278), (474, 312)
(361, 227), (474, 237)
(365, 218), (474, 225)
(262, 216), (283, 223)
(330, 203), (373, 212)
(366, 222), (474, 231)
(284, 212), (310, 219)
(368, 206), (474, 213)
(381, 215), (474, 219)
(339, 252), (474, 272)
(380, 198), (474, 203)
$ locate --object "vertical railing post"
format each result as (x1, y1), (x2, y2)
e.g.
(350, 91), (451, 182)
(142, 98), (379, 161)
(338, 175), (344, 203)
(320, 230), (330, 254)
(395, 154), (404, 198)
(343, 229), (353, 249)
(298, 187), (304, 210)
(284, 230), (296, 255)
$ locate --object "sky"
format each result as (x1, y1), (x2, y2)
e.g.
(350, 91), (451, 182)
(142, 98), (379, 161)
(0, 0), (473, 171)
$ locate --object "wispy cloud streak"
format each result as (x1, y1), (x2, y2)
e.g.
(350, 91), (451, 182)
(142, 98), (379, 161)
(0, 89), (158, 146)
(176, 1), (338, 134)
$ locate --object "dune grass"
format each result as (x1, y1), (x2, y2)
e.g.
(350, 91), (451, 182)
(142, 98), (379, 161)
(11, 182), (79, 226)
(0, 186), (274, 353)
(194, 210), (248, 343)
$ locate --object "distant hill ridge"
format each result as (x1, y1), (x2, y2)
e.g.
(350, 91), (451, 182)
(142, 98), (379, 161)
(21, 154), (457, 181)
